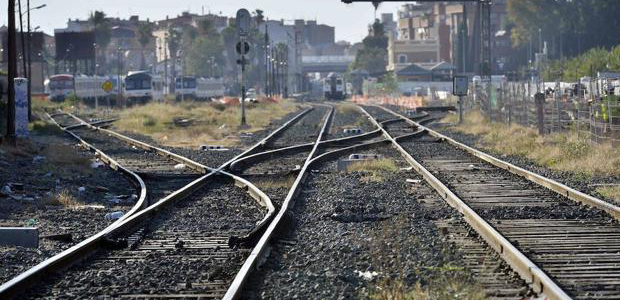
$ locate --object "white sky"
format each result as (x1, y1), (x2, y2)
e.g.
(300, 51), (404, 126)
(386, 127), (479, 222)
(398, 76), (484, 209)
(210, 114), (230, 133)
(1, 0), (406, 43)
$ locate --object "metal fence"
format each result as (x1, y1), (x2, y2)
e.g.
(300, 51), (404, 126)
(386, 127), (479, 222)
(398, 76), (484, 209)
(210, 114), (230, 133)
(471, 80), (620, 145)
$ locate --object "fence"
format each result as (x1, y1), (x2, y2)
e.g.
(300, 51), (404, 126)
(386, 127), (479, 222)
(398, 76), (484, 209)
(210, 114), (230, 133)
(471, 80), (620, 145)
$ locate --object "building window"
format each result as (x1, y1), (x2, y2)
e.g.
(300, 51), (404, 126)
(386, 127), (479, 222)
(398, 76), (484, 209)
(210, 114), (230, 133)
(399, 54), (407, 64)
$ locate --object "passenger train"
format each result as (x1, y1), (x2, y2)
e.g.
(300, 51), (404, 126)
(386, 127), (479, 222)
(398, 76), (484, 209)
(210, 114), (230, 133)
(323, 73), (346, 100)
(175, 76), (225, 100)
(124, 71), (164, 104)
(46, 72), (225, 105)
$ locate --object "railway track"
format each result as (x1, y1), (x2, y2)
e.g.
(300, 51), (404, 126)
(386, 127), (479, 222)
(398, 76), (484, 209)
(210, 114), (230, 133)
(0, 106), (317, 299)
(363, 105), (620, 300)
(9, 101), (620, 299)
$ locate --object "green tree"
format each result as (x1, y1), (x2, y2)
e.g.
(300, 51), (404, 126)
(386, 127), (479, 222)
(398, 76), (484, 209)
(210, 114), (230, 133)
(185, 37), (225, 77)
(167, 27), (182, 91)
(507, 0), (620, 58)
(137, 22), (153, 69)
(89, 11), (111, 73)
(352, 19), (388, 75)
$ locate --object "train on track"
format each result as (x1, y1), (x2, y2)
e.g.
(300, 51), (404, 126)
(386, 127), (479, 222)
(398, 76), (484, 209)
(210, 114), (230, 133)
(175, 76), (226, 100)
(323, 72), (347, 100)
(45, 72), (225, 104)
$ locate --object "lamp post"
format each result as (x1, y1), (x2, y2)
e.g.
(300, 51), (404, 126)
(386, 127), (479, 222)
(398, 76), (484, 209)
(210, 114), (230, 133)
(24, 2), (46, 121)
(6, 0), (17, 144)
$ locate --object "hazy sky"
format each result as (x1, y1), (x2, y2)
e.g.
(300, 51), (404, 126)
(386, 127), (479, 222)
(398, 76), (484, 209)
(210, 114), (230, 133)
(1, 0), (405, 43)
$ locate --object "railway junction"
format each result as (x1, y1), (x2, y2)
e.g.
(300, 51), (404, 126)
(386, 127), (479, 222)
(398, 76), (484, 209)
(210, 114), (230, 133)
(3, 1), (620, 299)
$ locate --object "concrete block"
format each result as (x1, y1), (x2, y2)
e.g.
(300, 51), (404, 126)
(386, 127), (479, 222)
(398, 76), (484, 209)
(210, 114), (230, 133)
(0, 227), (39, 248)
(343, 128), (362, 135)
(200, 145), (229, 151)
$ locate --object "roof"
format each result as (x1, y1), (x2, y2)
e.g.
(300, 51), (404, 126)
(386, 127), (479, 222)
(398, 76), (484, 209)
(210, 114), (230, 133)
(396, 63), (431, 76)
(430, 61), (456, 71)
(598, 71), (620, 79)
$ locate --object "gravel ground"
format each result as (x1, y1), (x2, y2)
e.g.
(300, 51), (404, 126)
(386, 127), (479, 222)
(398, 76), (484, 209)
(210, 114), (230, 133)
(69, 127), (202, 202)
(431, 123), (620, 207)
(271, 106), (330, 148)
(328, 106), (376, 139)
(242, 145), (532, 299)
(82, 105), (309, 169)
(0, 128), (136, 285)
(400, 137), (611, 221)
(22, 177), (266, 299)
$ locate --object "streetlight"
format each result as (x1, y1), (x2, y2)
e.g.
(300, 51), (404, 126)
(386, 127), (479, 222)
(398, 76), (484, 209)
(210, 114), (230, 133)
(24, 2), (47, 121)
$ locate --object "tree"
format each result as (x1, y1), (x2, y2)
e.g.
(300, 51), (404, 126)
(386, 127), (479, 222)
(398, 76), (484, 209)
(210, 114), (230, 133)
(137, 22), (153, 69)
(167, 27), (182, 91)
(89, 11), (111, 73)
(352, 19), (388, 75)
(198, 19), (217, 37)
(253, 9), (265, 25)
(186, 37), (225, 77)
(507, 0), (620, 59)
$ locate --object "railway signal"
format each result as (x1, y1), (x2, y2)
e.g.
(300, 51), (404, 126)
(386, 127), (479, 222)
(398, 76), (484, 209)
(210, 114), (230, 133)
(452, 75), (468, 124)
(236, 8), (251, 127)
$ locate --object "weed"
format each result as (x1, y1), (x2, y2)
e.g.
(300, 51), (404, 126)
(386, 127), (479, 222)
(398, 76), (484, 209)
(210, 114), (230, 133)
(596, 186), (620, 204)
(445, 110), (620, 177)
(254, 175), (297, 189)
(43, 189), (80, 207)
(112, 100), (302, 147)
(346, 159), (397, 183)
(29, 120), (63, 135)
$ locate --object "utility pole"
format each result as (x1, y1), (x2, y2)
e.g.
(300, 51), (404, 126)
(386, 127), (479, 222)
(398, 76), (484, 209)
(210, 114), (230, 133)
(18, 1), (26, 79)
(117, 47), (124, 107)
(7, 0), (17, 144)
(26, 0), (32, 121)
(163, 36), (168, 95)
(264, 23), (269, 96)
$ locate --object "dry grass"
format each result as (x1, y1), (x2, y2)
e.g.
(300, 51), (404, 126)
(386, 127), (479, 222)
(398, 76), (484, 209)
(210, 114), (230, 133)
(369, 276), (487, 300)
(113, 100), (302, 147)
(445, 110), (620, 177)
(337, 103), (359, 114)
(253, 175), (297, 189)
(43, 189), (80, 207)
(367, 217), (486, 300)
(347, 159), (398, 183)
(596, 186), (620, 204)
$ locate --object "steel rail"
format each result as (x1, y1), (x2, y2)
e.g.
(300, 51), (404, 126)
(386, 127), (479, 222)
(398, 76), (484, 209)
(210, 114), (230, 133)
(229, 115), (403, 172)
(223, 105), (335, 300)
(229, 128), (382, 172)
(0, 107), (314, 299)
(63, 118), (118, 130)
(358, 105), (571, 300)
(63, 112), (276, 228)
(376, 105), (620, 220)
(0, 113), (151, 299)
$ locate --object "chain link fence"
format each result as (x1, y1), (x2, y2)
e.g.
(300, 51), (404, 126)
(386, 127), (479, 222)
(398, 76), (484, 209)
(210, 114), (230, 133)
(470, 80), (620, 145)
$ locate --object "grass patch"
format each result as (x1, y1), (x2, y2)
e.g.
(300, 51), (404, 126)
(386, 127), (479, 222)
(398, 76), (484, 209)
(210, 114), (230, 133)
(43, 189), (80, 207)
(40, 144), (92, 176)
(112, 100), (302, 147)
(253, 175), (297, 189)
(347, 159), (398, 183)
(337, 103), (359, 114)
(445, 110), (620, 177)
(32, 95), (77, 112)
(29, 120), (63, 135)
(367, 217), (486, 300)
(596, 186), (620, 204)
(369, 273), (486, 300)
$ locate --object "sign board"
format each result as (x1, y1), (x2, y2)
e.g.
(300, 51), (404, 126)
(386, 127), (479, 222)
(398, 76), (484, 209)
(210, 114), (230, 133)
(102, 80), (114, 92)
(236, 41), (250, 55)
(14, 78), (29, 138)
(453, 75), (468, 96)
(236, 9), (251, 37)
